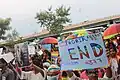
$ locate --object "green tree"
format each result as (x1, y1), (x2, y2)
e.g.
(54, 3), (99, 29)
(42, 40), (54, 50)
(7, 29), (19, 42)
(0, 18), (11, 40)
(7, 33), (13, 41)
(35, 5), (71, 34)
(12, 29), (19, 40)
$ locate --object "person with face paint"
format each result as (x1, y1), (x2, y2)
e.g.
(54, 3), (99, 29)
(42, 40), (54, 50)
(0, 58), (14, 80)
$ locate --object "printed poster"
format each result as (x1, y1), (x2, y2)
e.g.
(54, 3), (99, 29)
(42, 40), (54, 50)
(58, 33), (108, 70)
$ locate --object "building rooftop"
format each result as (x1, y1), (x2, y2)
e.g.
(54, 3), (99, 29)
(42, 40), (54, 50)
(23, 14), (120, 39)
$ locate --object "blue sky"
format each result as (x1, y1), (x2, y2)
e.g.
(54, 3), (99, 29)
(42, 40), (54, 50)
(0, 0), (120, 36)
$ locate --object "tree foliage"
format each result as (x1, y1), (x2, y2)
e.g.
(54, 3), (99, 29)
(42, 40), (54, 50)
(35, 5), (71, 34)
(7, 29), (19, 42)
(12, 29), (19, 39)
(0, 18), (11, 40)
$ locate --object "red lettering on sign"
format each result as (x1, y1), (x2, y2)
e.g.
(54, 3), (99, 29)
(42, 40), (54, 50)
(78, 46), (90, 59)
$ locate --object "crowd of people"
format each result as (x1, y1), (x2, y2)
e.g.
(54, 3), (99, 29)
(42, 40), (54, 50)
(0, 35), (120, 80)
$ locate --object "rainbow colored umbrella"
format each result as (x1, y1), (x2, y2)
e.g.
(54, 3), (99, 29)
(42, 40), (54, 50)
(66, 29), (92, 40)
(65, 35), (77, 40)
(73, 29), (88, 37)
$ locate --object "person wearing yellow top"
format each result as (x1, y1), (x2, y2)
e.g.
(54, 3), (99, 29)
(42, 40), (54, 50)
(61, 71), (68, 80)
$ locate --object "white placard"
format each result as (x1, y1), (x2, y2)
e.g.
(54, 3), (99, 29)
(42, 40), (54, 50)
(37, 50), (43, 55)
(28, 45), (35, 55)
(0, 52), (14, 63)
(0, 48), (3, 55)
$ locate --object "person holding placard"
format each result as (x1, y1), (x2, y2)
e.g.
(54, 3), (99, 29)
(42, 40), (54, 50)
(0, 58), (14, 80)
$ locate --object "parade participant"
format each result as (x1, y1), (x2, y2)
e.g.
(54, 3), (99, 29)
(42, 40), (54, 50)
(57, 55), (61, 67)
(108, 39), (117, 52)
(61, 71), (68, 80)
(97, 68), (105, 78)
(86, 69), (98, 80)
(103, 47), (113, 79)
(43, 62), (51, 80)
(43, 62), (51, 70)
(67, 70), (80, 80)
(80, 70), (89, 80)
(117, 59), (120, 79)
(103, 67), (112, 80)
(116, 37), (120, 57)
(30, 64), (46, 80)
(73, 70), (81, 80)
(110, 48), (118, 80)
(47, 64), (60, 80)
(31, 56), (46, 80)
(8, 62), (21, 80)
(21, 54), (46, 80)
(42, 50), (51, 63)
(0, 58), (15, 80)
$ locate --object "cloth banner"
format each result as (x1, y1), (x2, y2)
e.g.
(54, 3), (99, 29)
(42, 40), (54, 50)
(58, 33), (108, 70)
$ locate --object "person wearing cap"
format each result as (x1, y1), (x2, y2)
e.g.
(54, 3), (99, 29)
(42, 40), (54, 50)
(47, 64), (60, 80)
(0, 58), (14, 80)
(43, 62), (51, 70)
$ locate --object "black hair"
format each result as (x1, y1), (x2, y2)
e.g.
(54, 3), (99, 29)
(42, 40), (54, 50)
(3, 47), (6, 50)
(31, 53), (44, 69)
(0, 58), (7, 66)
(73, 71), (80, 77)
(33, 60), (43, 69)
(62, 71), (68, 77)
(43, 50), (51, 60)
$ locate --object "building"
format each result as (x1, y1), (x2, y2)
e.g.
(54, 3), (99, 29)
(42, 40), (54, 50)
(1, 15), (120, 46)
